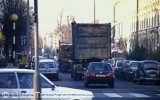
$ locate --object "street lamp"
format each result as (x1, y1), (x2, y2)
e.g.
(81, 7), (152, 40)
(10, 14), (18, 66)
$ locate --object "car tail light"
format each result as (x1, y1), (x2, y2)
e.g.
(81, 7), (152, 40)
(107, 73), (115, 78)
(87, 73), (95, 77)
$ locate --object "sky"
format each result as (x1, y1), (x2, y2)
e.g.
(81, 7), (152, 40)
(30, 0), (117, 36)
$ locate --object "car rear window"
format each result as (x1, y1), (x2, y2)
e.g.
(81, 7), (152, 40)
(144, 62), (158, 70)
(89, 63), (112, 71)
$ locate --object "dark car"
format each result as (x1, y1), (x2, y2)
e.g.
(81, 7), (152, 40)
(114, 60), (123, 78)
(83, 62), (115, 88)
(123, 61), (140, 81)
(133, 60), (160, 85)
(114, 60), (130, 79)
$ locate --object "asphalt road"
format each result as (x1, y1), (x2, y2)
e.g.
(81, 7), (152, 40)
(53, 72), (160, 100)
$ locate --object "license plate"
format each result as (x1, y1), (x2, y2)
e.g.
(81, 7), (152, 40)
(44, 70), (51, 73)
(150, 74), (156, 77)
(96, 74), (106, 77)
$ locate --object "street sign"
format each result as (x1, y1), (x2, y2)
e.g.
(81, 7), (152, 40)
(21, 36), (27, 45)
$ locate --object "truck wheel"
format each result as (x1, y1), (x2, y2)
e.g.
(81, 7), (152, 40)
(132, 77), (136, 84)
(138, 79), (142, 85)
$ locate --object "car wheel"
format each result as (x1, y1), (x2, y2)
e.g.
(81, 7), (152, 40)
(138, 79), (142, 85)
(155, 81), (159, 85)
(126, 76), (129, 81)
(132, 77), (136, 83)
(71, 73), (73, 78)
(56, 76), (59, 81)
(132, 73), (136, 83)
(84, 80), (89, 88)
(73, 73), (77, 81)
(109, 82), (115, 88)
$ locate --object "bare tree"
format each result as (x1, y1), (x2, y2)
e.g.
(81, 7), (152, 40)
(1, 0), (34, 62)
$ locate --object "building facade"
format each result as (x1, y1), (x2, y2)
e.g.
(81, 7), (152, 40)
(113, 0), (160, 56)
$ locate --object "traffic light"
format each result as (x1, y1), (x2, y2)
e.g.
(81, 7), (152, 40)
(0, 31), (2, 40)
(22, 54), (28, 65)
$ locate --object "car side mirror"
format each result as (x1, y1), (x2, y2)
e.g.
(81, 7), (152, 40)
(83, 68), (87, 71)
(51, 85), (55, 90)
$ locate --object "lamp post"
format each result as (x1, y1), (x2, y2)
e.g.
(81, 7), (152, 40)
(10, 14), (18, 66)
(34, 0), (41, 100)
(94, 0), (95, 24)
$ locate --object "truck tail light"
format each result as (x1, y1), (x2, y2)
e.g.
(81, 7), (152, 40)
(87, 73), (95, 77)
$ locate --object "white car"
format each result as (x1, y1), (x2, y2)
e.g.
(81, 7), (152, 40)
(0, 68), (93, 100)
(39, 59), (59, 80)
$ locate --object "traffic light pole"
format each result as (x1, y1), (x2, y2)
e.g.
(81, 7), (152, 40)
(12, 22), (16, 66)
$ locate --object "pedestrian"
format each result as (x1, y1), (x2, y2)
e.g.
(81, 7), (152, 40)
(5, 77), (15, 88)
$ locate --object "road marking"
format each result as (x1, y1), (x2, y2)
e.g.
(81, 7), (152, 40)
(129, 93), (150, 97)
(103, 93), (123, 97)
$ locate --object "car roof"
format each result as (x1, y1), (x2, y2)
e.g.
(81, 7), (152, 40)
(0, 68), (34, 73)
(140, 60), (159, 63)
(129, 61), (140, 63)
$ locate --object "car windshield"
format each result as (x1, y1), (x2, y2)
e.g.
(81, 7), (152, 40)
(17, 73), (53, 88)
(89, 63), (112, 71)
(39, 62), (56, 68)
(117, 62), (122, 67)
(131, 62), (139, 68)
(144, 62), (158, 70)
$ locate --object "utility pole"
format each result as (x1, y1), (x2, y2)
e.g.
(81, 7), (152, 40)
(136, 0), (139, 46)
(94, 0), (95, 24)
(34, 0), (41, 100)
(26, 0), (29, 56)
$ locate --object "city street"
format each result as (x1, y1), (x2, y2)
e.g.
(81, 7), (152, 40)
(53, 72), (160, 100)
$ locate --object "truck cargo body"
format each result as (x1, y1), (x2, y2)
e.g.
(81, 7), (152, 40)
(59, 42), (72, 72)
(71, 22), (111, 80)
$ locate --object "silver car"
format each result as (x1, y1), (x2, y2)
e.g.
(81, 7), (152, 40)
(39, 59), (59, 80)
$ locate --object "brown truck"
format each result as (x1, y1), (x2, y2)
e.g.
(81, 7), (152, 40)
(71, 22), (111, 80)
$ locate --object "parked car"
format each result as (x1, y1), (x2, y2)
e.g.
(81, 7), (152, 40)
(123, 61), (140, 81)
(114, 60), (123, 78)
(0, 68), (93, 100)
(83, 62), (115, 88)
(114, 60), (130, 79)
(133, 60), (160, 85)
(39, 59), (59, 80)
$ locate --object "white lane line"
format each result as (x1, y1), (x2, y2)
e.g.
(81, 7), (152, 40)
(129, 93), (150, 98)
(103, 93), (123, 97)
(156, 94), (160, 96)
